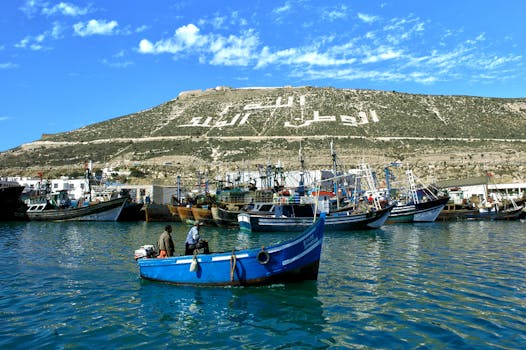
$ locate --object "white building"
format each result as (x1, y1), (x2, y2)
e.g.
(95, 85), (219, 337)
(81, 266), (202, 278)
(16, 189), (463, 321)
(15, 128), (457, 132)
(9, 176), (90, 200)
(437, 176), (526, 204)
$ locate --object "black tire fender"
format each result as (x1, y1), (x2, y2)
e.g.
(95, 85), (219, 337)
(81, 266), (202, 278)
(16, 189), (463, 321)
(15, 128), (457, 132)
(257, 249), (270, 264)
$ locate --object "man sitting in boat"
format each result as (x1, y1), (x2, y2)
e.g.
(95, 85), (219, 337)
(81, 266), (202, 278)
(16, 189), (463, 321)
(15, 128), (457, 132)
(185, 221), (210, 255)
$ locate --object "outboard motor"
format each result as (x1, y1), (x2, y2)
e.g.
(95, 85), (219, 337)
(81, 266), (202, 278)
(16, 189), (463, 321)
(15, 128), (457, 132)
(134, 245), (156, 260)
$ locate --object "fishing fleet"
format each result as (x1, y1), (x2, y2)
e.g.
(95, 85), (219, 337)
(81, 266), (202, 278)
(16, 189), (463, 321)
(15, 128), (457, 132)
(1, 148), (525, 286)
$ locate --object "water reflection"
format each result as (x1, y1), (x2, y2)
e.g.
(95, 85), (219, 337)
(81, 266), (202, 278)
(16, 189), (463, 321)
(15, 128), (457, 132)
(2, 220), (525, 349)
(135, 281), (328, 348)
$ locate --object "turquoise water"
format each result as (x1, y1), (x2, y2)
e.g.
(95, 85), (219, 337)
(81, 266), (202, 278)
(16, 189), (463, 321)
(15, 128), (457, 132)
(1, 220), (525, 349)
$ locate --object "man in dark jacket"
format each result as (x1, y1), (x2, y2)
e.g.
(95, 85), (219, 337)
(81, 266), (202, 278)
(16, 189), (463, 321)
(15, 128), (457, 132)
(157, 225), (175, 258)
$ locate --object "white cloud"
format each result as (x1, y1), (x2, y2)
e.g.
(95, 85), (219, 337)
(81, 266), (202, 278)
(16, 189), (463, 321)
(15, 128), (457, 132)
(19, 0), (43, 17)
(136, 25), (149, 33)
(209, 30), (259, 66)
(138, 39), (154, 53)
(73, 19), (118, 37)
(138, 24), (259, 66)
(43, 2), (89, 16)
(362, 47), (403, 63)
(133, 10), (521, 87)
(209, 15), (227, 29)
(296, 51), (355, 66)
(255, 47), (298, 68)
(0, 62), (18, 69)
(14, 22), (66, 51)
(381, 17), (426, 45)
(357, 13), (379, 24)
(50, 22), (64, 39)
(273, 2), (292, 14)
(176, 24), (201, 46)
(102, 50), (135, 68)
(139, 24), (204, 54)
(15, 33), (47, 51)
(113, 50), (126, 58)
(20, 0), (89, 17)
(484, 55), (522, 69)
(102, 58), (133, 68)
(323, 5), (348, 21)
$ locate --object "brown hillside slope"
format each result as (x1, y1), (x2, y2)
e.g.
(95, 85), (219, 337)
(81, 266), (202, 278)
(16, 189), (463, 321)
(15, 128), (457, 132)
(1, 86), (525, 186)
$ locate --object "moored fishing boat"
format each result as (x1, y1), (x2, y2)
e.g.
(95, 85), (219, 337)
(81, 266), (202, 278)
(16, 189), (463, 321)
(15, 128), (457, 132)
(466, 203), (524, 220)
(211, 205), (241, 228)
(135, 213), (326, 286)
(117, 200), (145, 221)
(237, 148), (396, 232)
(176, 205), (194, 224)
(388, 196), (450, 223)
(166, 204), (182, 221)
(191, 206), (215, 226)
(142, 203), (177, 222)
(384, 167), (449, 223)
(238, 202), (394, 232)
(437, 202), (479, 221)
(0, 180), (25, 221)
(26, 196), (127, 221)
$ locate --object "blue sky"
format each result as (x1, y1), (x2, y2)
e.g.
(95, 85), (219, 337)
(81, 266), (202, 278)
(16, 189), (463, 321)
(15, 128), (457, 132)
(1, 1), (525, 152)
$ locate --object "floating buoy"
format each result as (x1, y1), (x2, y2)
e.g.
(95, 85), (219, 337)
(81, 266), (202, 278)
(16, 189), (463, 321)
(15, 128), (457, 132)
(190, 252), (198, 272)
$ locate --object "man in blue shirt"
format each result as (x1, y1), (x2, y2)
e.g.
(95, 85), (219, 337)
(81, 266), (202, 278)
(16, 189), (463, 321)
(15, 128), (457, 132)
(185, 221), (210, 255)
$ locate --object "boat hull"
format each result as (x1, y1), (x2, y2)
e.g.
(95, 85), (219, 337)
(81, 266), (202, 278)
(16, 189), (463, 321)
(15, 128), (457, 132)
(118, 202), (145, 221)
(0, 184), (24, 221)
(387, 196), (449, 223)
(166, 204), (182, 222)
(191, 206), (215, 226)
(211, 206), (240, 228)
(176, 206), (194, 224)
(137, 213), (326, 286)
(465, 205), (524, 221)
(27, 197), (127, 221)
(142, 203), (178, 222)
(437, 203), (479, 221)
(238, 205), (394, 232)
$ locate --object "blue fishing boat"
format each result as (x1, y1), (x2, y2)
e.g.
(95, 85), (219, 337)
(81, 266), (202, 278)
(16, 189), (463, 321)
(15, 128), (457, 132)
(135, 213), (326, 286)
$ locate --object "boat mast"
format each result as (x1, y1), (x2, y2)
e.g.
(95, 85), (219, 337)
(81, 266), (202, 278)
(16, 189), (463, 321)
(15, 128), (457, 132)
(384, 166), (391, 200)
(266, 159), (272, 190)
(298, 142), (305, 196)
(361, 162), (382, 210)
(406, 169), (419, 204)
(176, 175), (181, 204)
(84, 160), (92, 202)
(330, 140), (340, 210)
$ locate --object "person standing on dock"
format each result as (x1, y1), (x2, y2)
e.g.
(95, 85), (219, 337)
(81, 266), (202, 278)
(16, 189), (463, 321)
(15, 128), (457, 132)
(157, 225), (175, 258)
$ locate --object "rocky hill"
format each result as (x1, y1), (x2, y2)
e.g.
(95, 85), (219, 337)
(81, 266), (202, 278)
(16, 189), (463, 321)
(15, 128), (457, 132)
(1, 86), (525, 186)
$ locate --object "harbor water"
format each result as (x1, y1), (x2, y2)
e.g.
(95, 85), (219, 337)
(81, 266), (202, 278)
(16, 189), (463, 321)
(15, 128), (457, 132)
(1, 220), (525, 349)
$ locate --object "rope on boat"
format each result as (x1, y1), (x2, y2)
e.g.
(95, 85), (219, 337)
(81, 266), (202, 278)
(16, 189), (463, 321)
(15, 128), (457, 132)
(230, 251), (237, 282)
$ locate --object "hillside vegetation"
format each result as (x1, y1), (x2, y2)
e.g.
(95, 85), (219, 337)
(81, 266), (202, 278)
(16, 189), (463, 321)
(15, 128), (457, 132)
(1, 86), (525, 186)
